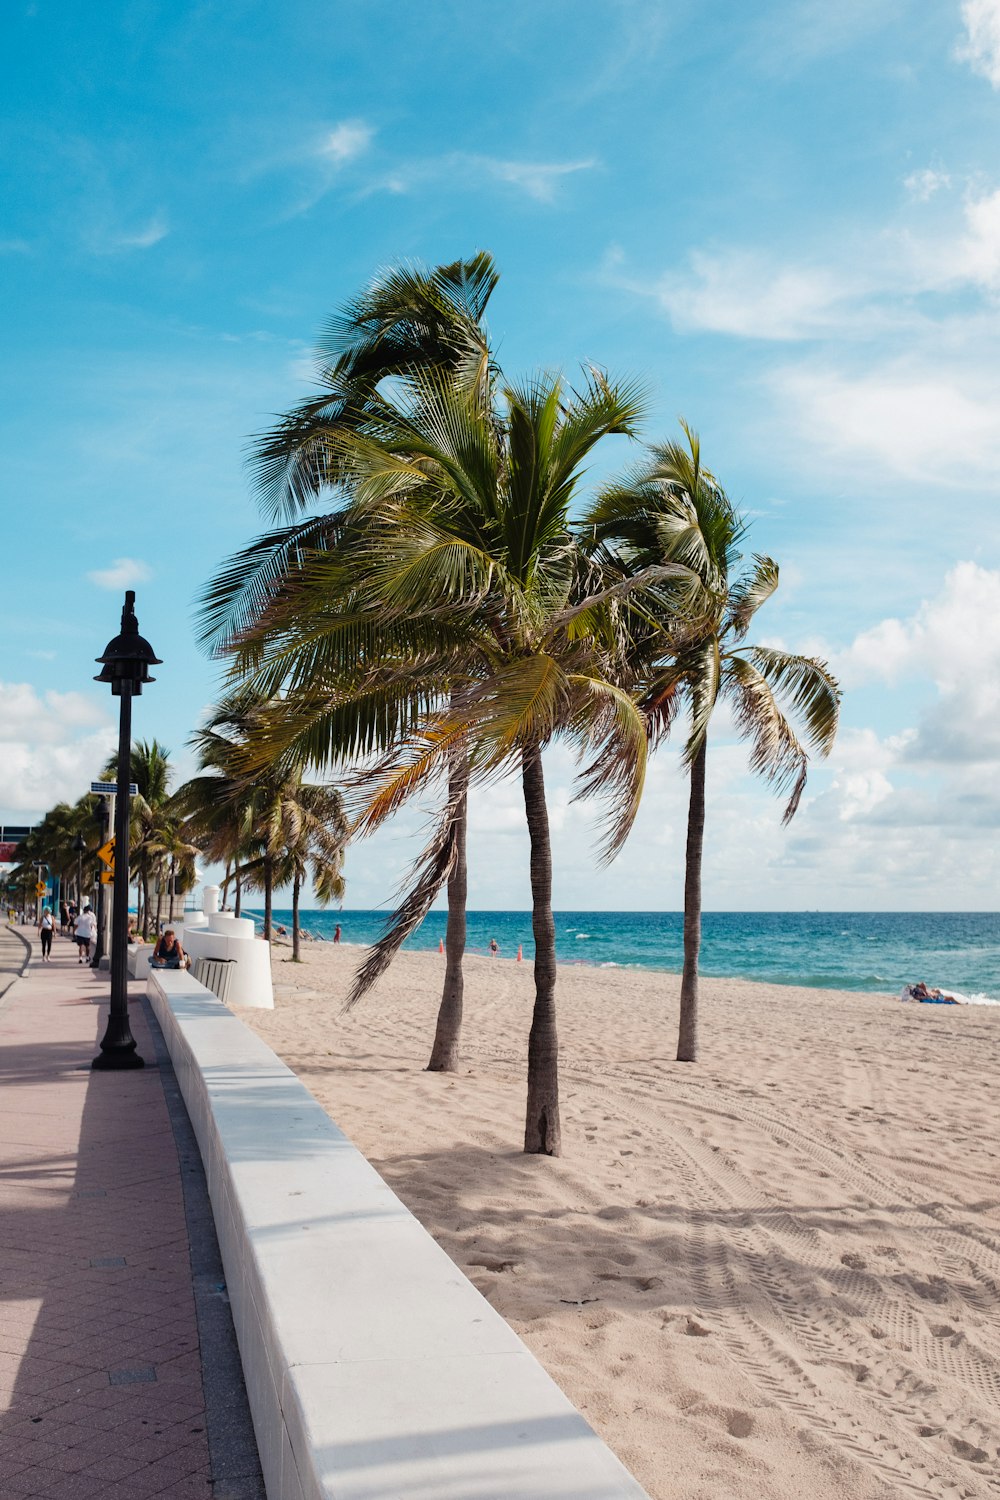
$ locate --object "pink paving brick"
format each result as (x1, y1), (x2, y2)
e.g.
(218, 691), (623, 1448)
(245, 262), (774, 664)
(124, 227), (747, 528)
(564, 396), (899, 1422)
(0, 941), (212, 1492)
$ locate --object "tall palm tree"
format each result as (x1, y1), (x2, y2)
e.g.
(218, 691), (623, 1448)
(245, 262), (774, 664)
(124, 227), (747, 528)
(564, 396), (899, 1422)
(236, 365), (656, 1154)
(589, 426), (841, 1062)
(202, 255), (500, 1070)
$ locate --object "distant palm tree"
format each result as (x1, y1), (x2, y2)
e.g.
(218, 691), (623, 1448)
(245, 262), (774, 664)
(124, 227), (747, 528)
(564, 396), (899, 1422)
(589, 425), (841, 1061)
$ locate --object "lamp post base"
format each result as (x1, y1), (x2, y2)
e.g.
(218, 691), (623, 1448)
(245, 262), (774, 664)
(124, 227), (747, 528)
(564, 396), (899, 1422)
(92, 1014), (145, 1070)
(92, 1045), (145, 1070)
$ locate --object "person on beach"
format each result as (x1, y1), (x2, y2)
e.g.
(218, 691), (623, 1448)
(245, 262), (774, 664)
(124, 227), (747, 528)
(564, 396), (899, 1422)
(73, 905), (97, 964)
(334, 924), (341, 944)
(38, 908), (55, 962)
(489, 937), (499, 957)
(151, 928), (186, 970)
(59, 900), (69, 934)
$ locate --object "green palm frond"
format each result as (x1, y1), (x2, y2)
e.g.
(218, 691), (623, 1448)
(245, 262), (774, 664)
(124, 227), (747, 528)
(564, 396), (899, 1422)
(568, 677), (649, 863)
(724, 655), (810, 822)
(739, 645), (841, 758)
(726, 555), (780, 639)
(344, 778), (466, 1011)
(684, 637), (721, 763)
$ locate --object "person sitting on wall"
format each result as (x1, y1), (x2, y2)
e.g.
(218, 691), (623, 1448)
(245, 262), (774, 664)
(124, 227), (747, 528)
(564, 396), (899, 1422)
(150, 928), (187, 970)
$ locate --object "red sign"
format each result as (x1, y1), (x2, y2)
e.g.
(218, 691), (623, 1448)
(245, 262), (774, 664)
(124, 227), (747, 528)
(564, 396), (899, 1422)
(0, 843), (20, 864)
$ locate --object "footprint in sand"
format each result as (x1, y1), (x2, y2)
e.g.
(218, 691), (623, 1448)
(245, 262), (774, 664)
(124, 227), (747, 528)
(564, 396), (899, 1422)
(726, 1411), (755, 1439)
(949, 1436), (989, 1464)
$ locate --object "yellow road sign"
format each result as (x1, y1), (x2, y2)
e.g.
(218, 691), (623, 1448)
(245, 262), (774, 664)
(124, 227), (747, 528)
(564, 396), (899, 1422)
(97, 839), (115, 867)
(35, 881), (47, 896)
(100, 870), (114, 885)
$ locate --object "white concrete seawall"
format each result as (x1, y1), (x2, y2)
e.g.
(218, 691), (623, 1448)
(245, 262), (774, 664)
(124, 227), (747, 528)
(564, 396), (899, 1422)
(146, 969), (651, 1500)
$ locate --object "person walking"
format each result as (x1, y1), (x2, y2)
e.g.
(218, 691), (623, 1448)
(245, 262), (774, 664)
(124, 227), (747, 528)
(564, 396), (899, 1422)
(38, 908), (55, 963)
(73, 905), (97, 964)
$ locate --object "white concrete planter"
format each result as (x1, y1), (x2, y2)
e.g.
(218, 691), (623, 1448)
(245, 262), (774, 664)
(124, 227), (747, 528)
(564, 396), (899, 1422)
(182, 912), (274, 1009)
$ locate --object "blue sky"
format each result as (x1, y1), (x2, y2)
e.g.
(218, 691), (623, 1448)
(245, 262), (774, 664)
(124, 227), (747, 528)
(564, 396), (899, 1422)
(3, 0), (1000, 910)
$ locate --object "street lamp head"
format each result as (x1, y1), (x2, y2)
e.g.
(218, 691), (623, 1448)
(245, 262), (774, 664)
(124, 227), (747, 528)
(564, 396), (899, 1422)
(72, 833), (87, 854)
(94, 590), (161, 696)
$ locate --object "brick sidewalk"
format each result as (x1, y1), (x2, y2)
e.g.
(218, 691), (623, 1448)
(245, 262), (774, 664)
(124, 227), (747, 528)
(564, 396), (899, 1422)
(0, 928), (214, 1499)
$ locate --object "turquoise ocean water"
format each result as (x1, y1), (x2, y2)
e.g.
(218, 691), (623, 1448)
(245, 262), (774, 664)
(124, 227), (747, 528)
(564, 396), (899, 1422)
(248, 909), (1000, 1002)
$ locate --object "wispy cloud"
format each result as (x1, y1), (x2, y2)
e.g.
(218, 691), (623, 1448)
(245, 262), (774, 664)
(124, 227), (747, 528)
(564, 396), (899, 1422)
(315, 120), (373, 165)
(956, 0), (1000, 87)
(87, 557), (153, 590)
(0, 238), (31, 255)
(368, 152), (596, 205)
(904, 166), (950, 202)
(477, 155), (596, 203)
(88, 214), (169, 255)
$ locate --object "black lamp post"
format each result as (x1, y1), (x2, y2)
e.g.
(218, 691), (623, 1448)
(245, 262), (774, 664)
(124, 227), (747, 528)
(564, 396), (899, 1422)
(92, 591), (161, 1072)
(72, 833), (86, 912)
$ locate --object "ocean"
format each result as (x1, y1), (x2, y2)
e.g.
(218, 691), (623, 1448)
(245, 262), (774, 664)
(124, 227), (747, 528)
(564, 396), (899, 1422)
(245, 909), (1000, 1002)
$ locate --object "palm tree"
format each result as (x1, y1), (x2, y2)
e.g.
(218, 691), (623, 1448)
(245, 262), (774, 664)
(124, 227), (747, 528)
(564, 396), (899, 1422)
(202, 255), (500, 1070)
(102, 739), (174, 936)
(274, 777), (348, 961)
(237, 364), (655, 1154)
(589, 426), (841, 1062)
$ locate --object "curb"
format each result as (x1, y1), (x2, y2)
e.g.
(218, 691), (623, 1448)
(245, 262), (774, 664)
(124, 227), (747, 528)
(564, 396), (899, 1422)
(4, 923), (32, 974)
(0, 924), (33, 1016)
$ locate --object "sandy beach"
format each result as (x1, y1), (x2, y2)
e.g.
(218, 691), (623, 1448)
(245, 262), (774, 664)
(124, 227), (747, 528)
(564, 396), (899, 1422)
(239, 944), (1000, 1499)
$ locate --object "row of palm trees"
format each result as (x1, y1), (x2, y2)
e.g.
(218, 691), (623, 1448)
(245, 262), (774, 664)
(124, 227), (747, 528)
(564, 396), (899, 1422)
(200, 252), (842, 1158)
(12, 736), (348, 964)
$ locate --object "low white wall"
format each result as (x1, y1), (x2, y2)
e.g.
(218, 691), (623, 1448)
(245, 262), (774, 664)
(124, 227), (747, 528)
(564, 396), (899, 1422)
(147, 970), (650, 1500)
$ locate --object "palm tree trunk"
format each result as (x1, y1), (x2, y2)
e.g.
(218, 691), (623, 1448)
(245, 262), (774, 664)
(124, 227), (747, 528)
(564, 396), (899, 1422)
(677, 737), (707, 1063)
(263, 857), (273, 940)
(154, 865), (163, 935)
(234, 857), (242, 918)
(141, 870), (151, 939)
(292, 875), (301, 962)
(168, 857), (176, 922)
(521, 743), (561, 1156)
(427, 754), (468, 1072)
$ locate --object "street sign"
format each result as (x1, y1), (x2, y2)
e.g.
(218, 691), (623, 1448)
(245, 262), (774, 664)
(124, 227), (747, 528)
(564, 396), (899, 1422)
(100, 870), (114, 885)
(35, 881), (47, 896)
(97, 840), (115, 867)
(91, 781), (138, 796)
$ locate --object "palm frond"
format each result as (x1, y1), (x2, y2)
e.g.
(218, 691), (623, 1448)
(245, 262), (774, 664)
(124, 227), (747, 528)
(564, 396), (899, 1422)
(343, 775), (466, 1011)
(739, 645), (841, 758)
(726, 555), (779, 639)
(724, 656), (810, 822)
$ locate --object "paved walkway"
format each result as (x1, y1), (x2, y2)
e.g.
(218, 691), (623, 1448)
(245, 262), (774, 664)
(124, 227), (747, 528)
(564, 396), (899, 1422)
(0, 926), (263, 1500)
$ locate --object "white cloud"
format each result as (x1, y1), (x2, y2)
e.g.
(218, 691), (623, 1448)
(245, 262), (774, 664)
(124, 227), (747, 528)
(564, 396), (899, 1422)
(0, 682), (115, 814)
(649, 249), (853, 340)
(904, 167), (950, 202)
(87, 557), (153, 590)
(956, 0), (1000, 87)
(315, 120), (374, 165)
(769, 359), (1000, 484)
(840, 562), (1000, 763)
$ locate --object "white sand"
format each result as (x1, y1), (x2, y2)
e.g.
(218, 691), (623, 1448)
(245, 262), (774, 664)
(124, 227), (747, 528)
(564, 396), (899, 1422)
(240, 944), (1000, 1499)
